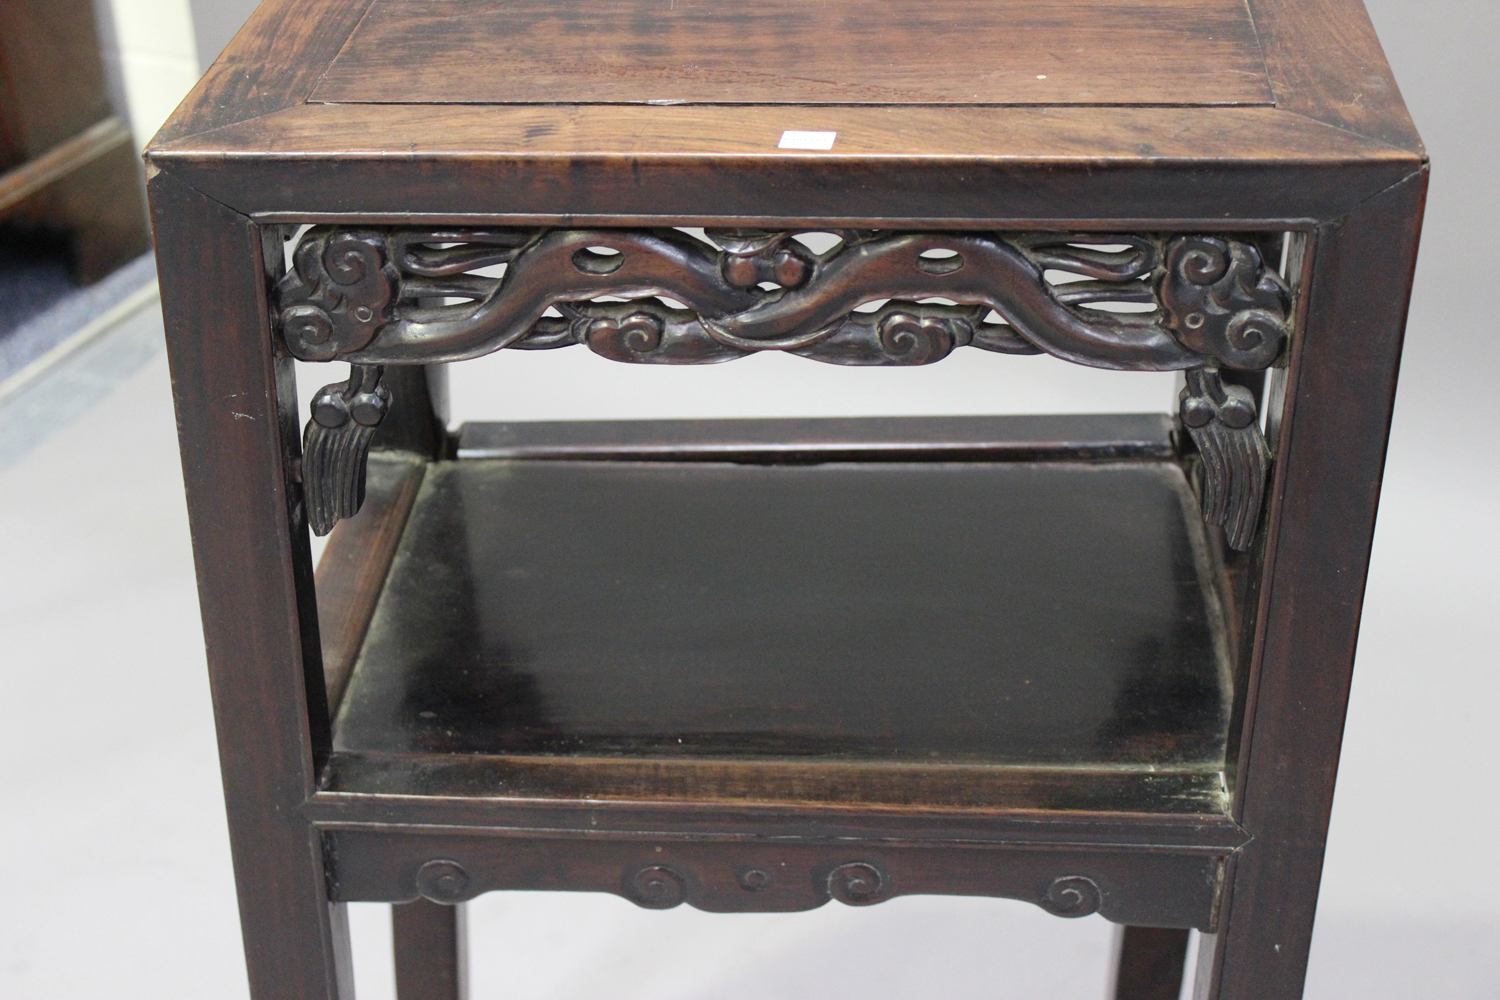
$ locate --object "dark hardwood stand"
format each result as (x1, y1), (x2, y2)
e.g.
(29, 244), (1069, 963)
(145, 1), (1426, 997)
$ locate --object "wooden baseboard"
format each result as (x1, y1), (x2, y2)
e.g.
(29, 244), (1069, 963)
(0, 117), (133, 215)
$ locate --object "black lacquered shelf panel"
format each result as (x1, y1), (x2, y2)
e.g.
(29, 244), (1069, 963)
(329, 420), (1232, 814)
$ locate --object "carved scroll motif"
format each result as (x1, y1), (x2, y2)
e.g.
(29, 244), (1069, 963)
(1040, 875), (1103, 918)
(400, 854), (1116, 922)
(414, 859), (471, 904)
(275, 226), (1290, 544)
(625, 865), (688, 909)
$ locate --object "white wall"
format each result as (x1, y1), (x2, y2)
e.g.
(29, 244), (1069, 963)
(97, 0), (201, 149)
(1310, 0), (1500, 928)
(95, 0), (267, 148)
(187, 0), (262, 71)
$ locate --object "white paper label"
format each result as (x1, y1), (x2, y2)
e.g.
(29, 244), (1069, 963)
(778, 130), (837, 150)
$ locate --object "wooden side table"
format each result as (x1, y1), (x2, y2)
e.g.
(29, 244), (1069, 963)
(144, 2), (1426, 998)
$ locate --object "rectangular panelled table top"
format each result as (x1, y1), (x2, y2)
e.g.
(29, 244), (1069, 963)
(313, 0), (1275, 106)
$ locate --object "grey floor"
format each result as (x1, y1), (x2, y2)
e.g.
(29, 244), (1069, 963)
(0, 293), (1494, 998)
(0, 253), (157, 384)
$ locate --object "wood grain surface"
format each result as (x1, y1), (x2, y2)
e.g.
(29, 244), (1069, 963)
(322, 751), (1231, 816)
(455, 413), (1176, 462)
(1110, 926), (1192, 1000)
(315, 452), (425, 714)
(150, 0), (375, 145)
(1251, 0), (1423, 149)
(312, 0), (1274, 107)
(148, 103), (1419, 226)
(149, 169), (354, 1000)
(392, 900), (466, 1000)
(1194, 165), (1429, 1000)
(153, 101), (1407, 163)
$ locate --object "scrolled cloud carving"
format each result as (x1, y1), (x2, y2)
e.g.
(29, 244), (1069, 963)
(276, 228), (398, 361)
(272, 226), (1290, 373)
(1161, 236), (1290, 371)
(1039, 875), (1103, 918)
(415, 859), (473, 904)
(625, 865), (688, 909)
(827, 862), (890, 906)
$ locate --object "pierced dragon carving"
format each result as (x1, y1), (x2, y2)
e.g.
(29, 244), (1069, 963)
(275, 226), (1290, 545)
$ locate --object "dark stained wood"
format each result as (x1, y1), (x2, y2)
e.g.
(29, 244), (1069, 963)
(1251, 0), (1424, 151)
(1214, 233), (1311, 797)
(370, 366), (450, 459)
(306, 771), (1249, 848)
(277, 228), (1283, 373)
(1178, 369), (1270, 551)
(301, 363), (447, 534)
(150, 0), (376, 146)
(314, 0), (1273, 107)
(148, 168), (353, 1000)
(1194, 167), (1429, 1000)
(323, 752), (1229, 816)
(315, 452), (425, 713)
(143, 0), (1428, 996)
(150, 0), (1427, 157)
(143, 0), (1426, 232)
(149, 103), (1417, 226)
(329, 830), (1226, 929)
(456, 413), (1176, 463)
(1110, 926), (1191, 1000)
(393, 900), (467, 1000)
(335, 459), (1231, 767)
(152, 101), (1410, 165)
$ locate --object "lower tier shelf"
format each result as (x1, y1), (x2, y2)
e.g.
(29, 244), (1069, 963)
(323, 415), (1233, 818)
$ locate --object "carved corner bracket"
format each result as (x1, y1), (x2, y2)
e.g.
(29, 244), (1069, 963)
(302, 364), (390, 536)
(274, 225), (1290, 543)
(1179, 370), (1271, 551)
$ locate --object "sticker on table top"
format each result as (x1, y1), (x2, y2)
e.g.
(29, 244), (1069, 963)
(778, 130), (837, 150)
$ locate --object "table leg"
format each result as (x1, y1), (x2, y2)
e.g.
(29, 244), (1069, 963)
(394, 900), (468, 1000)
(1192, 157), (1428, 1000)
(1110, 926), (1190, 1000)
(150, 170), (353, 999)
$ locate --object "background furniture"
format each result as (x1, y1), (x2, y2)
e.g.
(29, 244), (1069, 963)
(145, 1), (1426, 998)
(0, 0), (149, 285)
